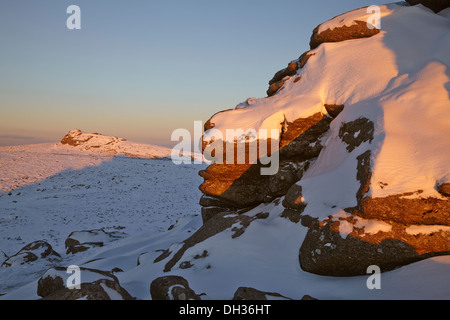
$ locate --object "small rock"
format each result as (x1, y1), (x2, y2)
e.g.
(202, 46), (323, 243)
(233, 287), (292, 300)
(65, 229), (124, 254)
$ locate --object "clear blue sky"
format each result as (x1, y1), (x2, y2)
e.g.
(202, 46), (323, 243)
(0, 0), (390, 147)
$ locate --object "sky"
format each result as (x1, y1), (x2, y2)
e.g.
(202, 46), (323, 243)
(0, 0), (390, 147)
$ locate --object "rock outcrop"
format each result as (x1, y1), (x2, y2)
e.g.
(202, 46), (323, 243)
(198, 3), (450, 279)
(59, 129), (174, 159)
(60, 129), (125, 148)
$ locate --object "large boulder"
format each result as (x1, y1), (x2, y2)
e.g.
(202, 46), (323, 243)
(150, 276), (202, 300)
(309, 6), (381, 50)
(42, 279), (134, 300)
(37, 266), (134, 300)
(299, 212), (450, 276)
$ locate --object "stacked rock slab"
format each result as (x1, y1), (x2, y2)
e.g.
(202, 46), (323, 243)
(199, 112), (333, 223)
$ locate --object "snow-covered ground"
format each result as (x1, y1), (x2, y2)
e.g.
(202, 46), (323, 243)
(0, 142), (207, 295)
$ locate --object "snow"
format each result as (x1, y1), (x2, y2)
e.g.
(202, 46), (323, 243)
(317, 5), (391, 33)
(320, 210), (392, 239)
(99, 282), (124, 300)
(439, 8), (450, 19)
(0, 141), (207, 294)
(353, 218), (392, 236)
(405, 225), (450, 236)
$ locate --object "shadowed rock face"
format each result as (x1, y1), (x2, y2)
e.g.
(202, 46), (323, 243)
(406, 0), (450, 13)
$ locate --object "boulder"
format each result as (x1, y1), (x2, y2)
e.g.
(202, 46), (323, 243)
(437, 183), (450, 197)
(299, 212), (450, 276)
(405, 0), (450, 13)
(42, 279), (134, 300)
(65, 228), (124, 254)
(282, 184), (307, 212)
(310, 19), (380, 50)
(233, 287), (292, 300)
(150, 276), (202, 300)
(1, 240), (61, 268)
(324, 104), (345, 118)
(37, 266), (133, 300)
